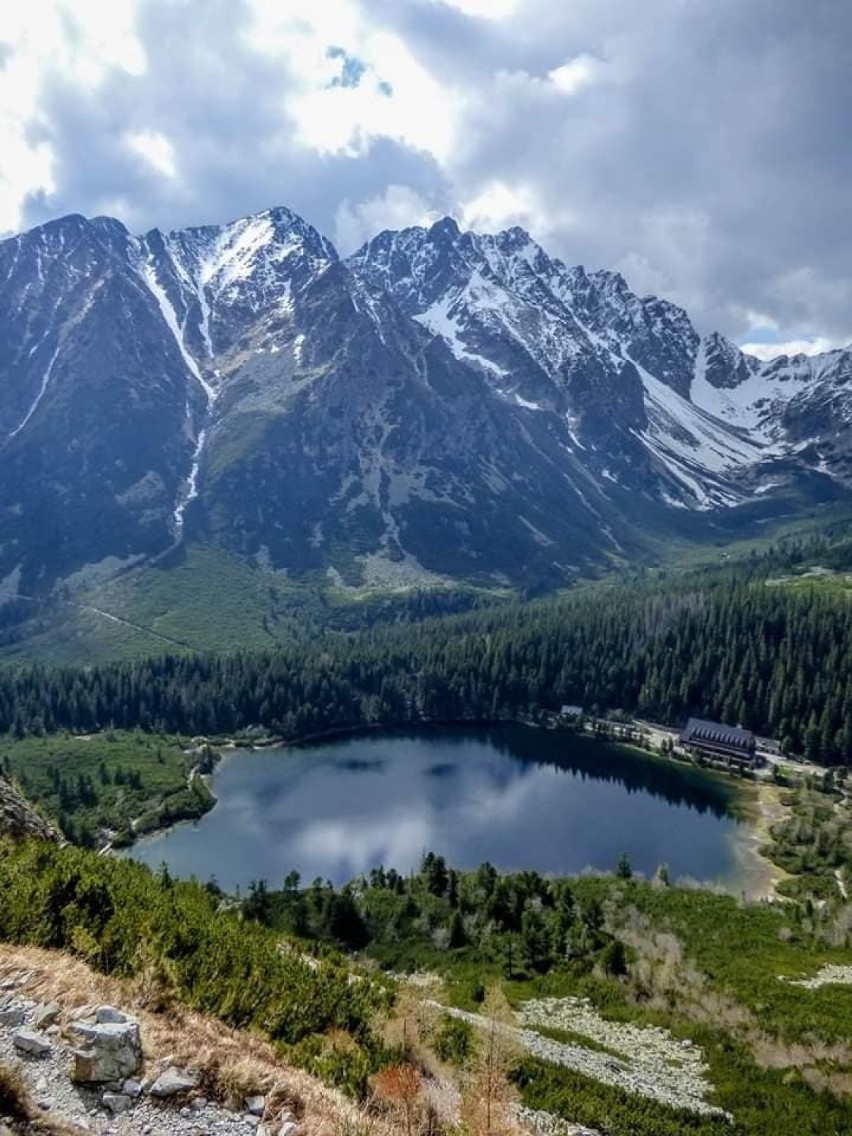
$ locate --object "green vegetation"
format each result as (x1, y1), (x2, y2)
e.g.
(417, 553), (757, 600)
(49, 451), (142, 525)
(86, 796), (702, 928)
(244, 855), (619, 980)
(245, 854), (852, 1136)
(768, 774), (852, 904)
(0, 839), (389, 1095)
(3, 510), (852, 667)
(0, 544), (507, 664)
(0, 731), (213, 847)
(2, 566), (852, 760)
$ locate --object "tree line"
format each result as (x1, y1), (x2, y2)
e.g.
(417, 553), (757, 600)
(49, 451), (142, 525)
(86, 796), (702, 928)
(243, 851), (630, 980)
(2, 574), (852, 762)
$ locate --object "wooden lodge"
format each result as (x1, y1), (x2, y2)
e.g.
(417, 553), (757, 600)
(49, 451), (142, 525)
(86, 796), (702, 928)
(679, 717), (761, 769)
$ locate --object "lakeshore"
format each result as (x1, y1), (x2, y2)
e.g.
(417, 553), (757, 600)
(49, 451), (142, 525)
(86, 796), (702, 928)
(106, 712), (805, 903)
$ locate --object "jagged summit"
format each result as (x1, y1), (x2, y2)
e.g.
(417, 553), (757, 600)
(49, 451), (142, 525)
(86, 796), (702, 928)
(349, 216), (852, 509)
(0, 204), (849, 600)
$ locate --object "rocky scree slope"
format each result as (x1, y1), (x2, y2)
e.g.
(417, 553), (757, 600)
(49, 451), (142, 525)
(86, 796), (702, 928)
(0, 208), (849, 597)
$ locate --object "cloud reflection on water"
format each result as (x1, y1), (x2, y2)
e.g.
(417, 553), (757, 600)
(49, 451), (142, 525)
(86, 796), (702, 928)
(129, 727), (741, 891)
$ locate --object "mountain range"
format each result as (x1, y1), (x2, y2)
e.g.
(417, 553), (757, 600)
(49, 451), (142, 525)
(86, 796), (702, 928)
(0, 205), (849, 605)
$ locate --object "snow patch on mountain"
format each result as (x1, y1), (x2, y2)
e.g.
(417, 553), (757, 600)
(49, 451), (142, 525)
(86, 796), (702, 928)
(692, 345), (852, 439)
(173, 427), (206, 531)
(189, 215), (301, 314)
(136, 250), (218, 536)
(351, 216), (852, 511)
(7, 346), (60, 439)
(139, 255), (216, 403)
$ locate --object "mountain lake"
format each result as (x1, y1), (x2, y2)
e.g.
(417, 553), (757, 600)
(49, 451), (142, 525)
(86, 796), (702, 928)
(125, 726), (758, 893)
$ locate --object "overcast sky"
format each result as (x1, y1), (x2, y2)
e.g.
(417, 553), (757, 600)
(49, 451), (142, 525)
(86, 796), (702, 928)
(2, 0), (850, 354)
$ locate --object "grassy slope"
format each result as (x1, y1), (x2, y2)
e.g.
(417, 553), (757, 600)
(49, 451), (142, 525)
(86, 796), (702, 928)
(381, 875), (852, 1136)
(0, 547), (301, 664)
(0, 497), (850, 666)
(0, 543), (506, 665)
(639, 500), (852, 574)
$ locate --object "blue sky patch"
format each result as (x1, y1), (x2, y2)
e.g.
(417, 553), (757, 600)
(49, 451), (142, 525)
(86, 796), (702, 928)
(326, 45), (367, 89)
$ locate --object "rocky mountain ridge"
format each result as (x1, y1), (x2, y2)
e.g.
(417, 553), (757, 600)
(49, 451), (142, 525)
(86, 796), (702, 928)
(0, 207), (848, 600)
(349, 218), (852, 510)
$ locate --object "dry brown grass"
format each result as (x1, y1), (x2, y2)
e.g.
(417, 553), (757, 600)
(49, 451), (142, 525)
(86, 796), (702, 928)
(752, 1033), (852, 1097)
(619, 918), (753, 1031)
(799, 1065), (852, 1098)
(616, 912), (852, 1103)
(0, 944), (392, 1136)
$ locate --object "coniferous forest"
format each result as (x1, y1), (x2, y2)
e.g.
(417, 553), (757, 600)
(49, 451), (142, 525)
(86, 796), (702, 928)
(1, 573), (851, 763)
(2, 556), (852, 1136)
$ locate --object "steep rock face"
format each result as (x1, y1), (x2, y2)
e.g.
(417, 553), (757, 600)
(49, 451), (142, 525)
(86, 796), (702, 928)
(0, 207), (629, 590)
(701, 332), (758, 391)
(137, 206), (338, 361)
(349, 219), (852, 513)
(0, 774), (59, 842)
(193, 254), (623, 584)
(349, 221), (766, 510)
(0, 215), (202, 592)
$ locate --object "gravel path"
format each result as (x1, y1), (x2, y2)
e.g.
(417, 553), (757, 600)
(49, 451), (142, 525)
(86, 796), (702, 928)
(0, 980), (294, 1136)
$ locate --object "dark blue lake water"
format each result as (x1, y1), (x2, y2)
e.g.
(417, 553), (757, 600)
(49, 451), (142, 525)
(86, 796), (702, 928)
(128, 726), (747, 891)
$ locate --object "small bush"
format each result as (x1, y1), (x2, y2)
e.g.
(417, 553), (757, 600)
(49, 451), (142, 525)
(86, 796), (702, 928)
(434, 1015), (474, 1067)
(0, 1061), (31, 1120)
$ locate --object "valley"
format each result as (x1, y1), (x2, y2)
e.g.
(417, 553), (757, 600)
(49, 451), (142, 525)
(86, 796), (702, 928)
(1, 552), (851, 1134)
(1, 208), (851, 1136)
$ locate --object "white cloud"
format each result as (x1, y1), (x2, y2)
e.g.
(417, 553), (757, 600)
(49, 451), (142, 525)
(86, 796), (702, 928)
(2, 0), (849, 350)
(612, 252), (672, 299)
(244, 1), (458, 161)
(740, 337), (849, 361)
(460, 181), (538, 232)
(126, 130), (177, 180)
(0, 0), (145, 231)
(334, 184), (439, 253)
(436, 0), (521, 19)
(548, 53), (606, 96)
(738, 310), (781, 334)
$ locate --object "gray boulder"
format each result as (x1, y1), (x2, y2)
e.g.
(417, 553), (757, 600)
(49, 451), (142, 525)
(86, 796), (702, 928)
(13, 1028), (52, 1056)
(70, 1015), (143, 1083)
(149, 1066), (199, 1098)
(0, 1006), (25, 1027)
(102, 1091), (133, 1114)
(33, 1001), (61, 1029)
(95, 1005), (129, 1024)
